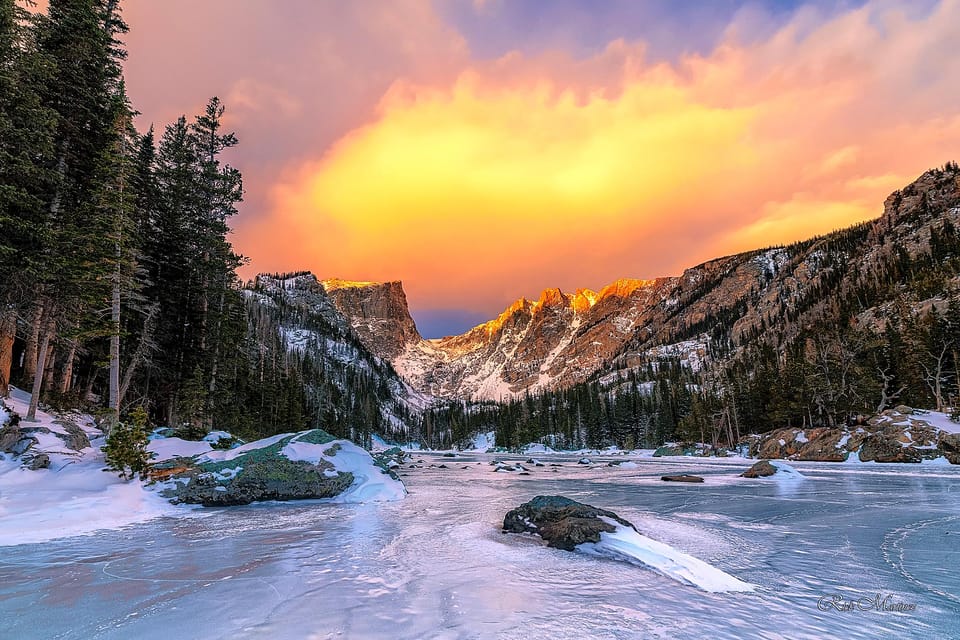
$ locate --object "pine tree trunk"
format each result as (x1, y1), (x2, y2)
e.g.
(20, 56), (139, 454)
(43, 343), (56, 392)
(26, 319), (55, 421)
(205, 288), (225, 428)
(58, 339), (77, 394)
(118, 303), (158, 409)
(23, 304), (43, 381)
(0, 308), (16, 397)
(109, 267), (121, 421)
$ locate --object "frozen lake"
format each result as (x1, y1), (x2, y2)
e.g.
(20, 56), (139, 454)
(1, 454), (958, 639)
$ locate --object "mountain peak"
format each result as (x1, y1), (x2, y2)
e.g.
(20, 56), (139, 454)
(535, 287), (568, 308)
(319, 277), (421, 359)
(321, 278), (398, 292)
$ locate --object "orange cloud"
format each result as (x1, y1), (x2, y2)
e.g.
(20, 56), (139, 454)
(238, 0), (960, 316)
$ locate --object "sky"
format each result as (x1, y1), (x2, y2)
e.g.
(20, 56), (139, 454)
(117, 0), (960, 338)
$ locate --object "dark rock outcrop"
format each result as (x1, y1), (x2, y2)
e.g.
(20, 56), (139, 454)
(940, 433), (960, 465)
(661, 474), (704, 483)
(858, 435), (923, 463)
(502, 495), (634, 551)
(0, 425), (32, 455)
(54, 422), (91, 451)
(26, 453), (50, 470)
(741, 460), (777, 478)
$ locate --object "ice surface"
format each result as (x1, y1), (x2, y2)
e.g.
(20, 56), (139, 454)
(1, 452), (958, 639)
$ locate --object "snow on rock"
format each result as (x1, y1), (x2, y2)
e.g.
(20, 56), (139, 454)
(0, 389), (183, 546)
(914, 410), (960, 435)
(579, 517), (756, 593)
(147, 437), (213, 462)
(281, 434), (406, 503)
(175, 429), (407, 505)
(768, 460), (805, 480)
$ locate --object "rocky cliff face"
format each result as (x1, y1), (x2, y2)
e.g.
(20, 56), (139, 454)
(244, 274), (433, 430)
(302, 167), (960, 402)
(320, 279), (422, 360)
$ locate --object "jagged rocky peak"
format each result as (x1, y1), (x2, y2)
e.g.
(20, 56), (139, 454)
(319, 278), (422, 359)
(882, 166), (960, 224)
(597, 278), (657, 300)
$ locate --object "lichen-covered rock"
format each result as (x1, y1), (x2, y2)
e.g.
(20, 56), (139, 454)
(170, 458), (354, 507)
(158, 428), (397, 506)
(858, 435), (922, 463)
(794, 428), (848, 462)
(502, 495), (635, 551)
(741, 460), (777, 478)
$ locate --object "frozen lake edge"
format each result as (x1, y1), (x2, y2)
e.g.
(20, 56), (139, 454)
(1, 452), (958, 639)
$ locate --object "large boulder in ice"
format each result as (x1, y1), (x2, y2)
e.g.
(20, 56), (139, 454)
(158, 428), (405, 506)
(740, 460), (777, 478)
(502, 495), (756, 593)
(502, 495), (634, 551)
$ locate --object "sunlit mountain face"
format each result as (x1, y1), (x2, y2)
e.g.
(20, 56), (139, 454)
(121, 0), (960, 336)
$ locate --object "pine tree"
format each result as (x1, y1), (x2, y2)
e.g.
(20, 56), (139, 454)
(0, 0), (56, 396)
(24, 0), (128, 420)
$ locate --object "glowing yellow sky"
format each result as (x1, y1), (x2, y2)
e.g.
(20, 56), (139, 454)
(234, 0), (960, 316)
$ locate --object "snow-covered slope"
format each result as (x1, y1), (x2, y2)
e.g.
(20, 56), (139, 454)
(245, 274), (435, 434)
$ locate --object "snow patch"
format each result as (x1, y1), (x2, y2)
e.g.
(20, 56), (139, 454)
(147, 438), (213, 462)
(578, 517), (755, 593)
(769, 460), (805, 480)
(281, 434), (406, 503)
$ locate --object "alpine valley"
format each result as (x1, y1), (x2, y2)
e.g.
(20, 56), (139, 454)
(235, 165), (960, 459)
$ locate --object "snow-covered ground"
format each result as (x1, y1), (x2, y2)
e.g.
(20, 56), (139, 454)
(0, 388), (184, 546)
(1, 392), (404, 545)
(0, 451), (957, 639)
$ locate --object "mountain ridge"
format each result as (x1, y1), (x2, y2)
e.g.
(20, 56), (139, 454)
(278, 165), (960, 403)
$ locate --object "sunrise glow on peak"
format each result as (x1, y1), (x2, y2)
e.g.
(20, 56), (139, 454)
(117, 0), (960, 337)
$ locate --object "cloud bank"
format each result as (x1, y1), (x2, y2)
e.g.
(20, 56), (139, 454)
(122, 1), (960, 327)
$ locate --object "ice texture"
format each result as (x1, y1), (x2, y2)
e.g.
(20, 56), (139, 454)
(0, 453), (958, 639)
